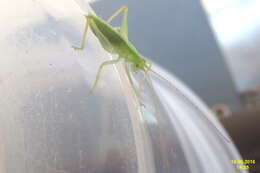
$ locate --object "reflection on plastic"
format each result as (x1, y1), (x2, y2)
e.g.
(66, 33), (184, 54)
(0, 0), (247, 173)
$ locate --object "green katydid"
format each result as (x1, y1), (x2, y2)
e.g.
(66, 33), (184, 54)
(73, 6), (231, 142)
(72, 6), (151, 96)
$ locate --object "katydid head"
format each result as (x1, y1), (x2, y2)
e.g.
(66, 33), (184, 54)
(131, 57), (150, 73)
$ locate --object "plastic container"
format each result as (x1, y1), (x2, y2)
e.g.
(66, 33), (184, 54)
(0, 0), (247, 173)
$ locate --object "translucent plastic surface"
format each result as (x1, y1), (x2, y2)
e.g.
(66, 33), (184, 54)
(0, 0), (247, 173)
(150, 66), (248, 173)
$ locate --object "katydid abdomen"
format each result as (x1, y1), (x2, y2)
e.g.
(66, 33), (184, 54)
(88, 14), (144, 65)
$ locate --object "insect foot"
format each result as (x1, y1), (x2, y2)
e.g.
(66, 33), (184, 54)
(71, 45), (83, 51)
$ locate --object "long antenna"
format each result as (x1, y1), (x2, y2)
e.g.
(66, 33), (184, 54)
(149, 69), (231, 143)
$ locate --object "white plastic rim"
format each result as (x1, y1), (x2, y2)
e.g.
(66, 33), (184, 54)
(0, 0), (247, 173)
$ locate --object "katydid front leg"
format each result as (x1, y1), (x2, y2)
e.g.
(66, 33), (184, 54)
(72, 18), (89, 50)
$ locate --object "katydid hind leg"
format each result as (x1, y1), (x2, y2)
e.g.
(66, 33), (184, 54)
(72, 17), (89, 50)
(119, 6), (128, 40)
(87, 57), (121, 95)
(106, 6), (129, 40)
(106, 6), (128, 24)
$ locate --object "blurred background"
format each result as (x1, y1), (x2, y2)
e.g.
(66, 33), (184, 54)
(90, 0), (260, 172)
